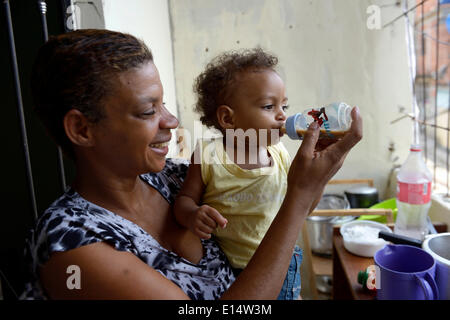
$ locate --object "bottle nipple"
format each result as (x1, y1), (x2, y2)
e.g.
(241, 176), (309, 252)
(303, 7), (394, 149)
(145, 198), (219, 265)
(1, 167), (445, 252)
(283, 113), (305, 140)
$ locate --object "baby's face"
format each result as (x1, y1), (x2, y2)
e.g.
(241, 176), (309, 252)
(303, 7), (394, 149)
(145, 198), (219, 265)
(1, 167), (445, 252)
(225, 69), (288, 146)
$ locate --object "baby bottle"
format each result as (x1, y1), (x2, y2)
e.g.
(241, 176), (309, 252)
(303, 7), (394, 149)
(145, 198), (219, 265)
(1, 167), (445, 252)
(282, 102), (353, 140)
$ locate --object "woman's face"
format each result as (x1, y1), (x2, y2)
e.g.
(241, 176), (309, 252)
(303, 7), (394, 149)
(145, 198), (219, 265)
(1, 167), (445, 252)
(91, 61), (178, 175)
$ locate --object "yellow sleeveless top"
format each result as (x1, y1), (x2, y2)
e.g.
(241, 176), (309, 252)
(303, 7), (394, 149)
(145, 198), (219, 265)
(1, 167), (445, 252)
(199, 138), (291, 269)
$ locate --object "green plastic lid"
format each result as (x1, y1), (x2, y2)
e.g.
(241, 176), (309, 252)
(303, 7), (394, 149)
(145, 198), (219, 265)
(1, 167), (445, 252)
(357, 198), (398, 223)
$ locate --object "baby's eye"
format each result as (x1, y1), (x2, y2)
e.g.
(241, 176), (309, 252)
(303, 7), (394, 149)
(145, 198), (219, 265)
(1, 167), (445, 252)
(282, 105), (290, 111)
(262, 105), (274, 110)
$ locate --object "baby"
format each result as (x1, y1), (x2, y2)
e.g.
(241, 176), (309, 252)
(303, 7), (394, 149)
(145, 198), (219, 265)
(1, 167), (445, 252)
(174, 48), (302, 300)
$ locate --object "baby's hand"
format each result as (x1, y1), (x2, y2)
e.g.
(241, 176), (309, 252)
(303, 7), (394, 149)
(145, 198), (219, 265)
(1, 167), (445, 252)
(190, 205), (228, 239)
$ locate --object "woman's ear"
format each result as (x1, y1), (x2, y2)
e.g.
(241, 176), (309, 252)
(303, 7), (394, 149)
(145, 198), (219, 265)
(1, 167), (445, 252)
(63, 109), (95, 147)
(216, 105), (235, 130)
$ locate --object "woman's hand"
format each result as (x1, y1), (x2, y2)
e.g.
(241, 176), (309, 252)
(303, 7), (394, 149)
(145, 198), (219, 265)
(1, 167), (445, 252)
(287, 106), (362, 209)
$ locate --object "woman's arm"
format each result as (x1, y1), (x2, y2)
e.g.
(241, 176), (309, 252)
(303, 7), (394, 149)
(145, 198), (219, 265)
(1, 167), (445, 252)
(40, 242), (189, 299)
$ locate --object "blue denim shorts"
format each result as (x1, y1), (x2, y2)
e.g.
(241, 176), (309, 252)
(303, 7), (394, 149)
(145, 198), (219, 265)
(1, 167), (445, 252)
(277, 246), (303, 300)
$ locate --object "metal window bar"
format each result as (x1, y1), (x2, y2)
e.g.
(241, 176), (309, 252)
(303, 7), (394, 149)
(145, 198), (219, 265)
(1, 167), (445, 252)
(1, 1), (72, 300)
(421, 1), (428, 158)
(447, 81), (450, 195)
(382, 0), (429, 28)
(415, 28), (450, 45)
(433, 0), (440, 190)
(37, 0), (67, 193)
(3, 0), (38, 222)
(415, 0), (450, 196)
(389, 0), (450, 197)
(403, 0), (421, 146)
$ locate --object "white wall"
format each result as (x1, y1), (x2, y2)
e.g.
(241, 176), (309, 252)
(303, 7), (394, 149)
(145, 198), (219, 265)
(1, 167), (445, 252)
(102, 0), (179, 156)
(169, 0), (416, 197)
(75, 0), (105, 29)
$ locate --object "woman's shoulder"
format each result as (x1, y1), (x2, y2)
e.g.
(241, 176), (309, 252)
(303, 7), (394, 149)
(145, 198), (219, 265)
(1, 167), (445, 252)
(22, 188), (140, 299)
(35, 188), (91, 234)
(36, 188), (116, 234)
(30, 188), (136, 265)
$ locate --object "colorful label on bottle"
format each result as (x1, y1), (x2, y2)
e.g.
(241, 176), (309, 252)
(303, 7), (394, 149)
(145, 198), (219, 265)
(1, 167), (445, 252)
(397, 182), (431, 204)
(307, 108), (334, 139)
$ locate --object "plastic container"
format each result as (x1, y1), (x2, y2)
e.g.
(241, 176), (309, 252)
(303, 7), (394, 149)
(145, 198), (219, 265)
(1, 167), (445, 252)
(282, 102), (352, 140)
(357, 198), (398, 223)
(374, 244), (438, 300)
(340, 220), (392, 257)
(394, 144), (432, 241)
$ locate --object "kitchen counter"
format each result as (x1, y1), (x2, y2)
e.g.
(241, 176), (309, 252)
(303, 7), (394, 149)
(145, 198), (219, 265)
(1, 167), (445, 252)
(332, 222), (448, 300)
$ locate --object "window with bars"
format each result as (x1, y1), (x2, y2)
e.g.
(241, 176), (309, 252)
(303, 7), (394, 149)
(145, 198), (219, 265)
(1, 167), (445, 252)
(414, 0), (450, 196)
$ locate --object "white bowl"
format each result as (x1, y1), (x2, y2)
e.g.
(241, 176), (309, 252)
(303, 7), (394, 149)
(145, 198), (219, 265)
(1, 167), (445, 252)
(339, 220), (392, 258)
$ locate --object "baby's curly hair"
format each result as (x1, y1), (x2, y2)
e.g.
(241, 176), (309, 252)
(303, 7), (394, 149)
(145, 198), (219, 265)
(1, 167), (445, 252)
(194, 47), (278, 131)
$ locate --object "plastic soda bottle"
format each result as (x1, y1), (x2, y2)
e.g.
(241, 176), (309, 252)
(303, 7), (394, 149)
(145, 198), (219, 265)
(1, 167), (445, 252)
(394, 144), (432, 240)
(282, 102), (352, 141)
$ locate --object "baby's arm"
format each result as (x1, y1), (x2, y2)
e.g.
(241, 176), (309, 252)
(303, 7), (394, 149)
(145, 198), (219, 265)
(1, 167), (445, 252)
(174, 155), (227, 239)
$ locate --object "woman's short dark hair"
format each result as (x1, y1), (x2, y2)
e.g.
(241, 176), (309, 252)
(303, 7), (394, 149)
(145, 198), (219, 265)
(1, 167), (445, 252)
(31, 29), (153, 159)
(194, 47), (278, 131)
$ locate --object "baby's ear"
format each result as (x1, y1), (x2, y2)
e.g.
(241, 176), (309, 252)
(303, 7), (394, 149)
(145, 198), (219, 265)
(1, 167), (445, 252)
(216, 105), (235, 129)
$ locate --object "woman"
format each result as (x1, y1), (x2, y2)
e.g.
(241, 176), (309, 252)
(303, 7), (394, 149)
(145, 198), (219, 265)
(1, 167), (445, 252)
(22, 29), (362, 299)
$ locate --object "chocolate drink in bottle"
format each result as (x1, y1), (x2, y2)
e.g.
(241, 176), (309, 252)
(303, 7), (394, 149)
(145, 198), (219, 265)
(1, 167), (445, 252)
(281, 102), (353, 143)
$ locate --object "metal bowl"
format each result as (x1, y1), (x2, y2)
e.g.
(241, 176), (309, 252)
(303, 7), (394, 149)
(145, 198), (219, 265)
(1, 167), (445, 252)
(307, 194), (355, 256)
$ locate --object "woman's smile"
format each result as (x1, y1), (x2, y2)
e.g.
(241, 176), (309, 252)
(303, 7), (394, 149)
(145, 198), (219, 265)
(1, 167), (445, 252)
(149, 140), (170, 156)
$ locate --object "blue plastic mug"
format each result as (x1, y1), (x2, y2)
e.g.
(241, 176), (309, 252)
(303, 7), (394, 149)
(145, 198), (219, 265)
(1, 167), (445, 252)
(374, 244), (439, 300)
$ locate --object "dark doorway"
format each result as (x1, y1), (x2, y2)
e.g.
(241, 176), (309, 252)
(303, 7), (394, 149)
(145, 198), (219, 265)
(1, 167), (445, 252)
(0, 0), (75, 300)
